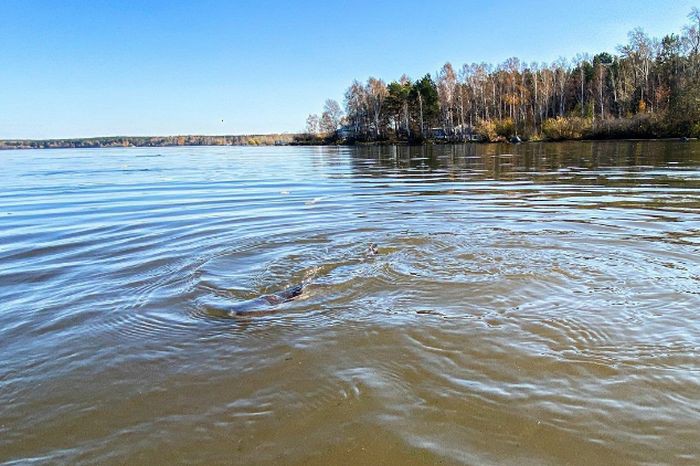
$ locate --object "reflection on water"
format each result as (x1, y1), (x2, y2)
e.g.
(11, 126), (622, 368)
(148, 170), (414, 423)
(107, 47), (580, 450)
(1, 141), (699, 464)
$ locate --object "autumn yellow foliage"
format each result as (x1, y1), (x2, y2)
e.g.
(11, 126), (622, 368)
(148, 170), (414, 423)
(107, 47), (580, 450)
(476, 118), (515, 142)
(542, 116), (593, 140)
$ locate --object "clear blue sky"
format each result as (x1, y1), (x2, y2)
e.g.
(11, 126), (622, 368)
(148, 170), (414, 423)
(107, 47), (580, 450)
(0, 0), (696, 139)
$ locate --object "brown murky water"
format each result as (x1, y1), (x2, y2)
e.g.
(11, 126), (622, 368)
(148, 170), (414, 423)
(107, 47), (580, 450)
(1, 141), (699, 464)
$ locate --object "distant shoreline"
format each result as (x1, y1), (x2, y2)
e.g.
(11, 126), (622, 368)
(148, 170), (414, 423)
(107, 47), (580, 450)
(1, 134), (695, 150)
(0, 134), (297, 150)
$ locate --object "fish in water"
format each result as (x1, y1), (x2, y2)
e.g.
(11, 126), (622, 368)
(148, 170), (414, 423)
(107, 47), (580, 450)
(229, 283), (304, 317)
(228, 242), (378, 317)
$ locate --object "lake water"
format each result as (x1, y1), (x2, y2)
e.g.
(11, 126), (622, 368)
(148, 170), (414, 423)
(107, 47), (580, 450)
(1, 141), (699, 464)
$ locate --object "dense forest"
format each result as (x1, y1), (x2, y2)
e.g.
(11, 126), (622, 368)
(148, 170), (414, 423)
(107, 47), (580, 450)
(304, 8), (700, 143)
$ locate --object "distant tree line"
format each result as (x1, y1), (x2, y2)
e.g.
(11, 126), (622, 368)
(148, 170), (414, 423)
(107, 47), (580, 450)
(304, 8), (700, 142)
(0, 134), (296, 150)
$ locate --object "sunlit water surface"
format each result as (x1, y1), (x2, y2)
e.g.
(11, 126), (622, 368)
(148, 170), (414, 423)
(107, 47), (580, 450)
(1, 142), (699, 464)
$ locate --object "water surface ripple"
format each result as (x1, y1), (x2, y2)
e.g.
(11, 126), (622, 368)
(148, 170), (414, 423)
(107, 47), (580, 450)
(1, 142), (699, 464)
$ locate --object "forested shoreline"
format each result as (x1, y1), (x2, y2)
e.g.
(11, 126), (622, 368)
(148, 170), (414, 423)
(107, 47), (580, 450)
(303, 8), (700, 143)
(0, 134), (295, 150)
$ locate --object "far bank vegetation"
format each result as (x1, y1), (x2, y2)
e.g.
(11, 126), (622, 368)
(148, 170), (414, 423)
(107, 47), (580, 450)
(301, 8), (700, 144)
(0, 134), (295, 150)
